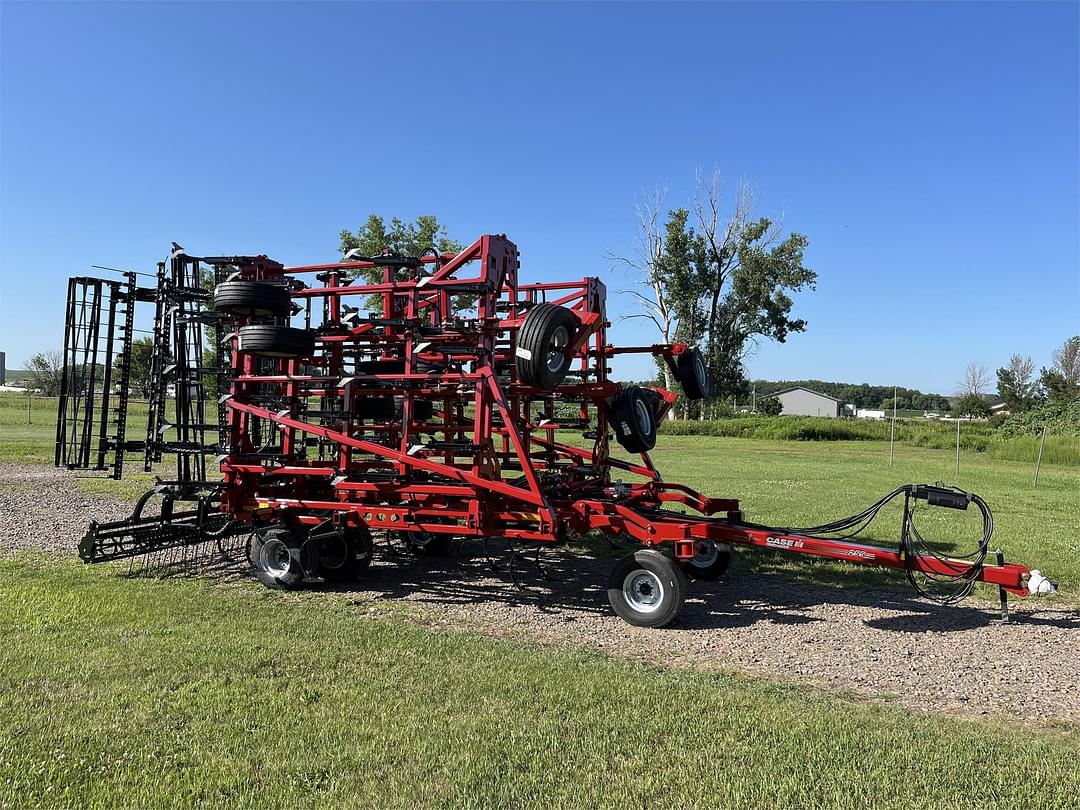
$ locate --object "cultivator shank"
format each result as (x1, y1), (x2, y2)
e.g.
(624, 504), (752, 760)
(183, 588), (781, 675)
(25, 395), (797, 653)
(55, 236), (1056, 625)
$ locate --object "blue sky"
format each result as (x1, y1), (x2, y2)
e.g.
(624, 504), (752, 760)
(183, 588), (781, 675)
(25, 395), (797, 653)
(2, 1), (1077, 393)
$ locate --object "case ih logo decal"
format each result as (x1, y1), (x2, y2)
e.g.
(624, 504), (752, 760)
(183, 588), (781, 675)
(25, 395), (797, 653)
(766, 537), (804, 550)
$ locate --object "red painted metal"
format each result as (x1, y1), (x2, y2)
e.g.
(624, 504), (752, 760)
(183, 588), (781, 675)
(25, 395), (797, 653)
(216, 234), (1037, 601)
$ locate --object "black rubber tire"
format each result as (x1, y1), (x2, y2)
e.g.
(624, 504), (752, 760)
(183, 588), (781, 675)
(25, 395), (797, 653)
(515, 304), (578, 390)
(212, 281), (292, 318)
(401, 530), (452, 557)
(317, 525), (373, 582)
(607, 549), (687, 628)
(679, 540), (733, 580)
(610, 386), (657, 453)
(248, 525), (305, 590)
(354, 398), (434, 421)
(237, 324), (316, 359)
(676, 347), (710, 400)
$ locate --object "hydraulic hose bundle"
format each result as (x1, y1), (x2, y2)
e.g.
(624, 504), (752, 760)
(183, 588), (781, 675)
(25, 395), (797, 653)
(742, 483), (993, 605)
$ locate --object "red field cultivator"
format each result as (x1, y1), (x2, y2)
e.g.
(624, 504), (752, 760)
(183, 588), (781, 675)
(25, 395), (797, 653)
(56, 236), (1056, 626)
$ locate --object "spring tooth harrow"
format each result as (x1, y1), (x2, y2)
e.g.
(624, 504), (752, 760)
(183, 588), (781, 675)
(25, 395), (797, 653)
(55, 236), (1056, 626)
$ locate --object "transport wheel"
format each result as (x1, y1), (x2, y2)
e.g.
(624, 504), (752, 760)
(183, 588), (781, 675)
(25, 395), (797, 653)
(212, 281), (292, 318)
(679, 540), (733, 580)
(515, 304), (578, 390)
(318, 525), (374, 582)
(402, 530), (452, 557)
(607, 549), (687, 628)
(610, 386), (657, 453)
(237, 324), (316, 359)
(676, 347), (710, 400)
(249, 525), (305, 590)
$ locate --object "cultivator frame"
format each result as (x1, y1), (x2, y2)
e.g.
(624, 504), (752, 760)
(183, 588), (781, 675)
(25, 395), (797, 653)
(55, 235), (1055, 626)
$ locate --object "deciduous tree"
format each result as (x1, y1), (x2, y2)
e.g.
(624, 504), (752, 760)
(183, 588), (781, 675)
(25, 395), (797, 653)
(339, 214), (461, 284)
(758, 396), (783, 416)
(613, 171), (815, 414)
(957, 362), (990, 398)
(955, 393), (991, 419)
(25, 351), (64, 396)
(690, 171), (815, 403)
(996, 354), (1038, 413)
(1039, 336), (1080, 404)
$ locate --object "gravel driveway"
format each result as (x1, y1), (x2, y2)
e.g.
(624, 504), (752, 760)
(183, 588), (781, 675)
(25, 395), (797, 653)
(3, 462), (1077, 726)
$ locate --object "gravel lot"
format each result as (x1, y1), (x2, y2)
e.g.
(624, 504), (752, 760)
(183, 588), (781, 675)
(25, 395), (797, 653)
(3, 461), (1077, 725)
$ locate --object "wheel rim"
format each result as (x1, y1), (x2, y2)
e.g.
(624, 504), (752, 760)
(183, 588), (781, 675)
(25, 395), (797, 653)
(622, 569), (665, 614)
(690, 540), (719, 569)
(693, 354), (706, 388)
(321, 535), (348, 570)
(260, 539), (292, 578)
(634, 398), (652, 434)
(547, 326), (570, 373)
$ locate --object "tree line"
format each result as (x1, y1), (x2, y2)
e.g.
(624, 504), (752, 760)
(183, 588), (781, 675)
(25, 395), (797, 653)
(954, 337), (1080, 419)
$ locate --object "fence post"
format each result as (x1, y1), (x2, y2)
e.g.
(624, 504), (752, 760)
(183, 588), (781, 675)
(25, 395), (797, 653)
(1033, 425), (1047, 489)
(26, 390), (31, 425)
(955, 417), (961, 476)
(888, 387), (897, 467)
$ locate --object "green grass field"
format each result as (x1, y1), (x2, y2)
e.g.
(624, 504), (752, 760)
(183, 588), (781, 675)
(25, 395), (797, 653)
(1, 556), (1077, 809)
(2, 394), (1078, 806)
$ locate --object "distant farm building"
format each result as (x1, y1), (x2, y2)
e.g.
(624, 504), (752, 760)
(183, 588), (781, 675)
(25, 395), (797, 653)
(773, 386), (845, 418)
(856, 409), (887, 420)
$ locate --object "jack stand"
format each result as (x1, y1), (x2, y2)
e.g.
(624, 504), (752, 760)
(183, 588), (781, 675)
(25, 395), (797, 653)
(996, 549), (1010, 623)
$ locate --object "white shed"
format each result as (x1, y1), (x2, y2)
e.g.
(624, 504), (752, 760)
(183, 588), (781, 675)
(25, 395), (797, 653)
(772, 386), (844, 418)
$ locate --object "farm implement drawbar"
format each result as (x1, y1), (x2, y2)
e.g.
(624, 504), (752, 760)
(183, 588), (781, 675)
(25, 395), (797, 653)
(55, 236), (1056, 626)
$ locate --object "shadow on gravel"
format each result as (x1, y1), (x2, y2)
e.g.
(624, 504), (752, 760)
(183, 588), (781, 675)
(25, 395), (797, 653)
(863, 605), (1080, 633)
(117, 534), (1080, 634)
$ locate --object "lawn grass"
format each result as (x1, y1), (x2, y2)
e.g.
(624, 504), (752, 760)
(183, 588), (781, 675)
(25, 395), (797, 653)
(1, 556), (1077, 809)
(0, 393), (150, 466)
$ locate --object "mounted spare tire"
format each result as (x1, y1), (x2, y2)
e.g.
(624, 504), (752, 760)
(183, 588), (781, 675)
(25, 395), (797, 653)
(212, 281), (292, 318)
(515, 304), (578, 390)
(610, 385), (657, 453)
(676, 347), (709, 400)
(237, 324), (316, 359)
